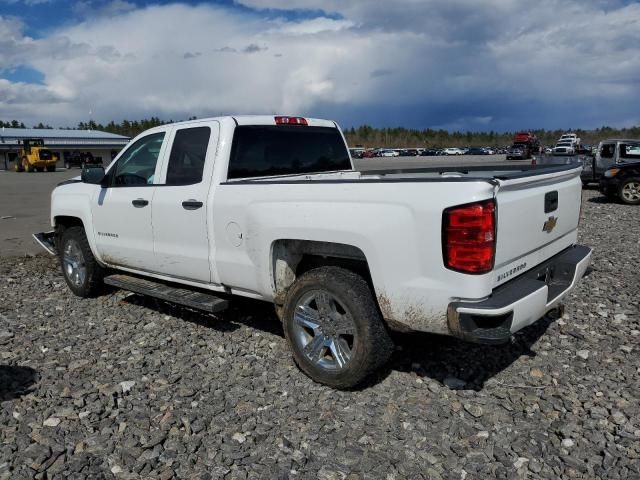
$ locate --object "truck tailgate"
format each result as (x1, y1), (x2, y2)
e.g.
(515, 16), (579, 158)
(493, 166), (582, 287)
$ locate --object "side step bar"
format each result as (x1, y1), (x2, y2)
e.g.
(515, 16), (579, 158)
(33, 231), (57, 256)
(104, 274), (228, 313)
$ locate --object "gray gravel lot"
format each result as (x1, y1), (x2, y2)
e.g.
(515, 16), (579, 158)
(1, 187), (639, 479)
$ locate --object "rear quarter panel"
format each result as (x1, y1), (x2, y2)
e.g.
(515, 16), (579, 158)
(212, 180), (497, 333)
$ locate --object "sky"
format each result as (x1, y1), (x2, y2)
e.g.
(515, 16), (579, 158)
(0, 0), (639, 131)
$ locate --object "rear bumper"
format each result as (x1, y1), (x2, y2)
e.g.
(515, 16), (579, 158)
(447, 245), (592, 344)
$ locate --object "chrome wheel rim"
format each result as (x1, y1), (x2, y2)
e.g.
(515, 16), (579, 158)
(622, 182), (640, 202)
(63, 239), (87, 287)
(292, 290), (356, 371)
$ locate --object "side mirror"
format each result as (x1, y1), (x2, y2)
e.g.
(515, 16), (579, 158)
(81, 165), (105, 185)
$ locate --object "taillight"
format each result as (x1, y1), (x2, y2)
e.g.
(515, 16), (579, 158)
(443, 199), (496, 274)
(274, 116), (308, 126)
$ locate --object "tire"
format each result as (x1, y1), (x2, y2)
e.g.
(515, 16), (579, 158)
(14, 161), (24, 172)
(22, 158), (32, 173)
(282, 266), (393, 389)
(618, 178), (640, 205)
(46, 165), (56, 172)
(58, 226), (105, 297)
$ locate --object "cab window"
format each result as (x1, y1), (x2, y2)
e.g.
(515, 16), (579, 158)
(620, 143), (640, 160)
(600, 143), (615, 159)
(112, 132), (165, 186)
(165, 127), (211, 186)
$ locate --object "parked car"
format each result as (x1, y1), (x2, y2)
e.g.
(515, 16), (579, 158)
(35, 115), (591, 389)
(506, 144), (531, 160)
(421, 149), (439, 156)
(380, 149), (399, 157)
(582, 139), (640, 185)
(599, 162), (640, 204)
(466, 147), (489, 155)
(349, 148), (364, 159)
(63, 151), (103, 169)
(443, 148), (464, 155)
(553, 141), (576, 156)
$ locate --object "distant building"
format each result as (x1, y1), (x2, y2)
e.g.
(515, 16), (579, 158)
(0, 127), (130, 169)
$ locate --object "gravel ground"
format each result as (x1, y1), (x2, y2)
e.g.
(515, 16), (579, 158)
(1, 188), (638, 479)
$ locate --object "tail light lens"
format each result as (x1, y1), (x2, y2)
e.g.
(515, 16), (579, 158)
(443, 199), (496, 274)
(275, 116), (308, 126)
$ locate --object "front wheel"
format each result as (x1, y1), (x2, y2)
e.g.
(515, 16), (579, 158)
(58, 226), (105, 297)
(282, 266), (393, 389)
(619, 178), (640, 205)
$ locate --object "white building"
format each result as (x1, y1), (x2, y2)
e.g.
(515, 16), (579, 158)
(0, 127), (130, 169)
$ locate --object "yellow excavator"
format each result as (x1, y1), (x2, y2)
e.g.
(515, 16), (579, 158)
(14, 138), (59, 172)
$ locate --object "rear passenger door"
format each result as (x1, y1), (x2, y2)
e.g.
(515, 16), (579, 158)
(151, 122), (219, 283)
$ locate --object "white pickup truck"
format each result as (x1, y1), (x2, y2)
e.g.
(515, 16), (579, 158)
(35, 115), (592, 388)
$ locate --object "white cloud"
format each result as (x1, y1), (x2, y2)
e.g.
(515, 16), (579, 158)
(0, 1), (639, 129)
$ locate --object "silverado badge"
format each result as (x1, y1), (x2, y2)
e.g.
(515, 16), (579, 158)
(542, 216), (558, 233)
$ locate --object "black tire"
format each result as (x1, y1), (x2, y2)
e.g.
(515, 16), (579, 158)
(58, 226), (105, 297)
(14, 161), (24, 172)
(46, 165), (56, 172)
(282, 266), (393, 389)
(618, 178), (640, 205)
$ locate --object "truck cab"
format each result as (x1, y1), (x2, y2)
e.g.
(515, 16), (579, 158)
(582, 138), (640, 185)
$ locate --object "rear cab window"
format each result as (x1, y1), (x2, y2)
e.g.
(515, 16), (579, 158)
(620, 143), (640, 161)
(227, 125), (351, 179)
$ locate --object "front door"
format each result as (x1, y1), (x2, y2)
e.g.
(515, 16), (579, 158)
(151, 123), (219, 283)
(91, 131), (168, 270)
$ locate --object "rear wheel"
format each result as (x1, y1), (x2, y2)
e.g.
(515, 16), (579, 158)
(619, 178), (640, 205)
(46, 165), (56, 172)
(282, 266), (393, 389)
(58, 226), (105, 297)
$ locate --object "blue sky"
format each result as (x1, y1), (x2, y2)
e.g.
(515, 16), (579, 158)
(1, 0), (639, 131)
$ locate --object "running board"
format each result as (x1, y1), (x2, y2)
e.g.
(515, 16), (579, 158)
(104, 274), (228, 313)
(33, 231), (57, 255)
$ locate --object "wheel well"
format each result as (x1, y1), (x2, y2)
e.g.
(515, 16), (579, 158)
(54, 216), (84, 232)
(272, 239), (373, 305)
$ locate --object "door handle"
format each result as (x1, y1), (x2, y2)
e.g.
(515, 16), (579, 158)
(132, 199), (149, 208)
(182, 200), (203, 210)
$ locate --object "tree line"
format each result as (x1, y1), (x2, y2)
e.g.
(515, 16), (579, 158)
(343, 125), (640, 148)
(1, 118), (639, 147)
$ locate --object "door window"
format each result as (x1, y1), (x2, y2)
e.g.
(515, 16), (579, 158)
(111, 132), (165, 186)
(165, 127), (211, 186)
(600, 143), (615, 159)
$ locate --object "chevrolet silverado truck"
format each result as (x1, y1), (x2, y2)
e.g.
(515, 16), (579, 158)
(34, 116), (592, 389)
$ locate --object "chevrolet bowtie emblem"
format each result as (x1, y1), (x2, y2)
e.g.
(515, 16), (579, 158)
(542, 216), (558, 233)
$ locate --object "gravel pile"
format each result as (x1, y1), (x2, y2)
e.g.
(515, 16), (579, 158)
(1, 188), (638, 479)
